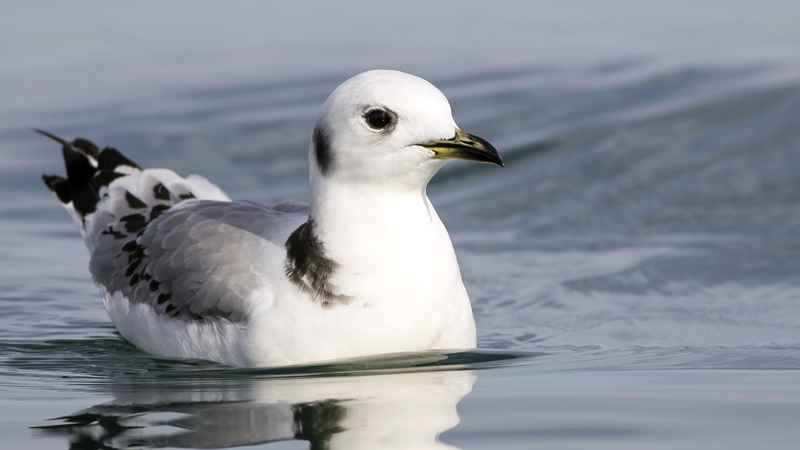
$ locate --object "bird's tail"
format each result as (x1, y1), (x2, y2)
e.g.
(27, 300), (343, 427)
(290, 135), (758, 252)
(38, 129), (143, 219)
(37, 129), (230, 251)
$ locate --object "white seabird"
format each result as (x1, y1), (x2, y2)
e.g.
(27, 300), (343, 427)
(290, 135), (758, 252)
(40, 70), (504, 367)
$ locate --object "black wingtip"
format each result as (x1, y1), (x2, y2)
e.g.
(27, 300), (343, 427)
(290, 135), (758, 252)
(37, 128), (104, 215)
(98, 147), (142, 171)
(61, 146), (99, 216)
(39, 130), (143, 218)
(33, 129), (101, 158)
(42, 174), (72, 204)
(32, 128), (69, 145)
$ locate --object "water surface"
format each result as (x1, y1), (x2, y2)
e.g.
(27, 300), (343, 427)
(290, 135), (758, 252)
(2, 2), (800, 449)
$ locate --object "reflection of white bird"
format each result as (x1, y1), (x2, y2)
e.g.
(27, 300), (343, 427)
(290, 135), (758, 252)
(40, 70), (504, 367)
(40, 368), (476, 449)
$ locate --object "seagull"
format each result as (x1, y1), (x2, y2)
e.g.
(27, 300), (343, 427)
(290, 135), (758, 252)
(39, 70), (504, 367)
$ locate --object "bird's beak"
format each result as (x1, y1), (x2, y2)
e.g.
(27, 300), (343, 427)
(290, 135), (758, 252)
(421, 129), (504, 167)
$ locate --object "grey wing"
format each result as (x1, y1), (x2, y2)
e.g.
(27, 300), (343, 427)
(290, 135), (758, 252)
(89, 200), (309, 322)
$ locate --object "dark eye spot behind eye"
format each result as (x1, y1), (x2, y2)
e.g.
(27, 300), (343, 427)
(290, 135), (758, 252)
(366, 109), (392, 129)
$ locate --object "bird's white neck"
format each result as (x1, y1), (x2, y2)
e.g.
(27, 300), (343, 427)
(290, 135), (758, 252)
(310, 178), (443, 257)
(307, 177), (462, 305)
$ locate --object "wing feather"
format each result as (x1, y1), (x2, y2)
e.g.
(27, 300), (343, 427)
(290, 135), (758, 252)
(40, 133), (310, 323)
(90, 200), (308, 322)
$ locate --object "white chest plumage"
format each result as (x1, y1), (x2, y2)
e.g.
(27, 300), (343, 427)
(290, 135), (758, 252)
(250, 188), (476, 366)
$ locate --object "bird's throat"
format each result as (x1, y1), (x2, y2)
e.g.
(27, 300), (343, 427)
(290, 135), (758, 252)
(303, 181), (460, 308)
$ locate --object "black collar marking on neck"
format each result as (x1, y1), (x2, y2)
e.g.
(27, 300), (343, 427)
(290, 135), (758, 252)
(285, 219), (350, 308)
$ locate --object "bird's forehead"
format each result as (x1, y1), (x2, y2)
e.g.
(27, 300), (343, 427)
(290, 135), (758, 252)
(325, 70), (451, 118)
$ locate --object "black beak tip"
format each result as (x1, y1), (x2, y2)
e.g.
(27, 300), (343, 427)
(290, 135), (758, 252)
(487, 146), (505, 167)
(490, 148), (505, 167)
(472, 133), (504, 167)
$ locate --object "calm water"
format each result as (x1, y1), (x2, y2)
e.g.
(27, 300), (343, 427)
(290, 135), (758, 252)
(2, 2), (800, 449)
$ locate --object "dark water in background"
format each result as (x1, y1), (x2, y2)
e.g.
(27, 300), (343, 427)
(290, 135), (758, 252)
(2, 2), (800, 449)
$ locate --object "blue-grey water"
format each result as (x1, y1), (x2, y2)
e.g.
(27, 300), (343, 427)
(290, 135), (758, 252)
(2, 1), (800, 449)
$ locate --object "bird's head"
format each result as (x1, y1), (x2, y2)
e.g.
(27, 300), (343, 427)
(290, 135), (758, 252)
(310, 70), (503, 191)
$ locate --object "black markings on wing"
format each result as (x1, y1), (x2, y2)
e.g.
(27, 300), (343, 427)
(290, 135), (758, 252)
(153, 183), (171, 201)
(285, 220), (350, 309)
(39, 131), (302, 323)
(312, 125), (333, 177)
(100, 225), (127, 240)
(119, 213), (148, 233)
(98, 147), (142, 172)
(41, 175), (71, 204)
(125, 191), (147, 209)
(89, 201), (303, 322)
(71, 138), (100, 159)
(97, 230), (208, 321)
(150, 204), (170, 221)
(60, 143), (101, 216)
(92, 171), (126, 190)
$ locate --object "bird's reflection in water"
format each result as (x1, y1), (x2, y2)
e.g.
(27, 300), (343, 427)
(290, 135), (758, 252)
(37, 368), (476, 450)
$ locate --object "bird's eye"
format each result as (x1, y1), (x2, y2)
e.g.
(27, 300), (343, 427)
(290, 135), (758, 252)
(365, 109), (392, 129)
